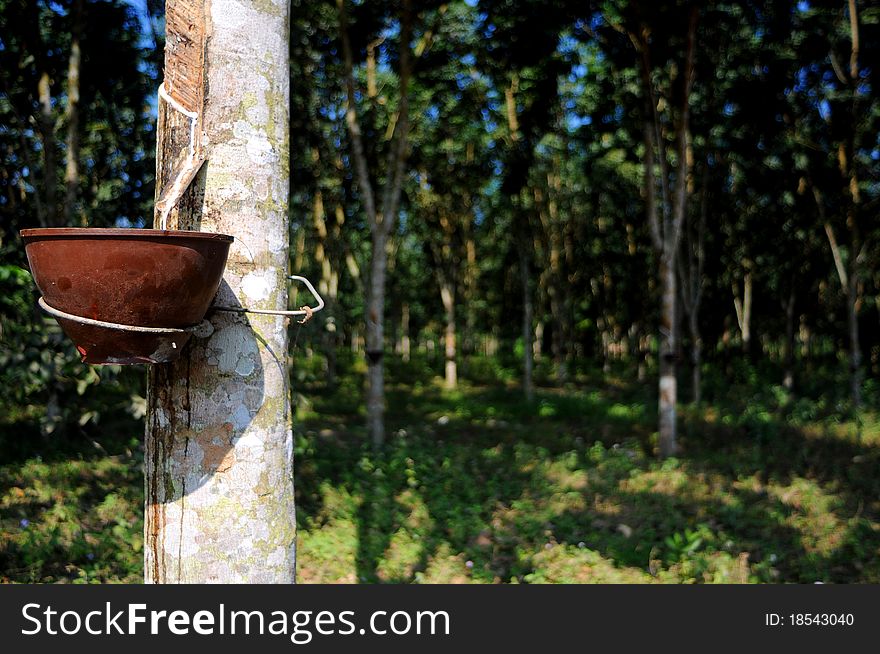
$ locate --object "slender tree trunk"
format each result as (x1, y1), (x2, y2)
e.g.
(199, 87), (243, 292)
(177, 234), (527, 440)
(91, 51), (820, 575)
(812, 1), (864, 414)
(63, 0), (83, 226)
(783, 286), (796, 391)
(846, 269), (862, 412)
(440, 281), (457, 389)
(311, 168), (339, 387)
(541, 170), (568, 381)
(37, 28), (65, 426)
(633, 7), (698, 458)
(338, 0), (413, 448)
(845, 0), (863, 415)
(534, 320), (544, 361)
(637, 328), (648, 382)
(733, 270), (752, 355)
(401, 302), (411, 362)
(464, 233), (476, 355)
(366, 236), (388, 448)
(820, 216), (863, 413)
(37, 72), (57, 226)
(689, 311), (701, 405)
(144, 0), (294, 583)
(658, 254), (677, 457)
(519, 243), (534, 402)
(679, 161), (707, 405)
(504, 77), (534, 401)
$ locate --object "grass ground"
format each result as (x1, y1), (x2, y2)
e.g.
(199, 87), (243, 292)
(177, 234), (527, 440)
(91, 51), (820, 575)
(1, 353), (878, 583)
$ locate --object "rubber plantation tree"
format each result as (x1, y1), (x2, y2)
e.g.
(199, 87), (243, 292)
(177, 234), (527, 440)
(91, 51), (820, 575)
(290, 0), (354, 386)
(336, 0), (448, 447)
(714, 0), (813, 383)
(0, 0), (155, 232)
(791, 0), (879, 416)
(564, 29), (652, 371)
(0, 0), (155, 436)
(529, 126), (584, 381)
(478, 0), (581, 401)
(145, 0), (295, 582)
(408, 0), (493, 389)
(673, 2), (761, 402)
(595, 0), (699, 457)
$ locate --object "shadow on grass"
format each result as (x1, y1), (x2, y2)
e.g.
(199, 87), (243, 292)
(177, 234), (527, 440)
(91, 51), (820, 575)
(294, 364), (880, 584)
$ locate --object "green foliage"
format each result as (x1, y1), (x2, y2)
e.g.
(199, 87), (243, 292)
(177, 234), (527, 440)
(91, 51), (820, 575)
(0, 419), (143, 583)
(0, 0), (156, 235)
(2, 354), (878, 583)
(291, 357), (880, 584)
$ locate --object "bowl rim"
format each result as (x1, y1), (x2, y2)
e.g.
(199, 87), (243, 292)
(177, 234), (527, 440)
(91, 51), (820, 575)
(20, 228), (234, 242)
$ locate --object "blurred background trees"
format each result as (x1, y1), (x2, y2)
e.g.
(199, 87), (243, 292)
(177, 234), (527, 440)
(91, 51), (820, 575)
(2, 0), (879, 447)
(1, 0), (156, 437)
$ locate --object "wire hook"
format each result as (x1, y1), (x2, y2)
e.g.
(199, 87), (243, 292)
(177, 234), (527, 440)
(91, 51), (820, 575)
(212, 275), (325, 324)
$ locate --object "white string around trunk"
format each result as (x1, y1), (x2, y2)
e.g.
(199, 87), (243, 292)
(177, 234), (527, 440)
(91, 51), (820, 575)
(155, 82), (203, 230)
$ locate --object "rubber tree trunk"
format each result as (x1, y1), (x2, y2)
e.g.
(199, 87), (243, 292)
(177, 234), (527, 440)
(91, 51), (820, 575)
(820, 218), (862, 414)
(312, 186), (339, 387)
(37, 70), (57, 227)
(145, 0), (294, 583)
(846, 270), (862, 412)
(733, 271), (752, 355)
(63, 0), (83, 226)
(783, 287), (795, 392)
(366, 235), (388, 449)
(658, 254), (677, 458)
(633, 6), (697, 459)
(688, 310), (701, 406)
(337, 0), (413, 449)
(400, 302), (411, 362)
(440, 281), (457, 389)
(519, 244), (534, 402)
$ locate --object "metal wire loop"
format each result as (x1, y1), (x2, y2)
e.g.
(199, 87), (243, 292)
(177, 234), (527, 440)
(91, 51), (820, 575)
(38, 297), (205, 335)
(38, 275), (324, 334)
(212, 275), (325, 324)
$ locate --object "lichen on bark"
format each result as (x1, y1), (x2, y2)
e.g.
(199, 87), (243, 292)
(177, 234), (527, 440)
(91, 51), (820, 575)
(145, 0), (294, 584)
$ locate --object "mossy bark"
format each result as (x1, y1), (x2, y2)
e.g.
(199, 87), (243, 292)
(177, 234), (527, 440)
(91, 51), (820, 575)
(145, 0), (294, 583)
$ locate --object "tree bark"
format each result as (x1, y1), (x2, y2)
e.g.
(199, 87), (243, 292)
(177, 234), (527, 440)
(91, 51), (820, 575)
(338, 0), (414, 448)
(311, 182), (339, 387)
(819, 204), (863, 413)
(844, 0), (863, 414)
(63, 0), (83, 226)
(541, 166), (568, 381)
(504, 77), (534, 401)
(733, 270), (752, 355)
(783, 285), (796, 392)
(144, 0), (294, 583)
(632, 6), (698, 458)
(658, 254), (677, 457)
(37, 71), (58, 226)
(440, 280), (457, 389)
(846, 270), (862, 412)
(689, 311), (701, 406)
(400, 302), (411, 362)
(464, 231), (477, 355)
(365, 236), (388, 447)
(678, 160), (706, 405)
(817, 0), (864, 414)
(519, 240), (535, 402)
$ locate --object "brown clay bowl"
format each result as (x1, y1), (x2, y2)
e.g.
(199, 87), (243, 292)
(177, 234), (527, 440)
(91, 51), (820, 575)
(20, 228), (233, 364)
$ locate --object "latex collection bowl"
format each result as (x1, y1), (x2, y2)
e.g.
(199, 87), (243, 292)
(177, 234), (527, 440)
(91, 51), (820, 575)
(21, 228), (233, 364)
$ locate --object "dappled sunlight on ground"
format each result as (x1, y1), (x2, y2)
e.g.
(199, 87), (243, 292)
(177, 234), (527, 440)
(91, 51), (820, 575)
(292, 360), (880, 584)
(2, 356), (878, 583)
